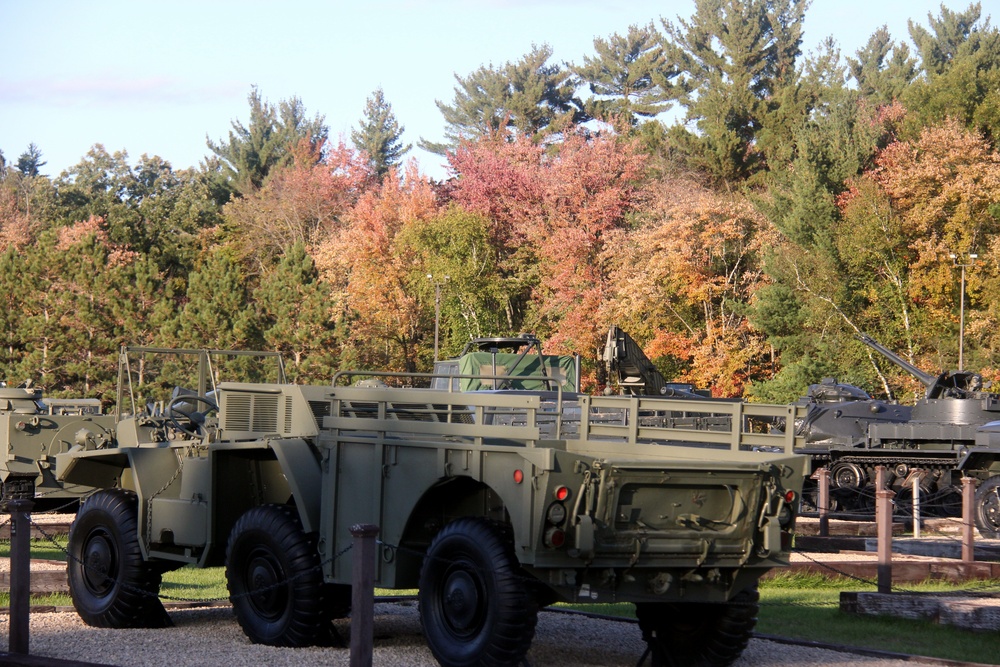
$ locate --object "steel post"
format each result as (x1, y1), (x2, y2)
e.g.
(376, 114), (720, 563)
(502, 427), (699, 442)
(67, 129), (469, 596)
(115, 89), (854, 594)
(817, 467), (830, 538)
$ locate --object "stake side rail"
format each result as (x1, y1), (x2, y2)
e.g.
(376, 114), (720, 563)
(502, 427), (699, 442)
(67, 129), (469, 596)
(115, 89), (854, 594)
(580, 395), (807, 455)
(318, 384), (808, 455)
(323, 384), (550, 446)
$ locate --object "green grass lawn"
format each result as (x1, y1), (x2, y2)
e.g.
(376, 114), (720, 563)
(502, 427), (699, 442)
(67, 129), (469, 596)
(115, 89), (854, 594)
(756, 572), (1000, 665)
(6, 538), (1000, 664)
(554, 573), (1000, 665)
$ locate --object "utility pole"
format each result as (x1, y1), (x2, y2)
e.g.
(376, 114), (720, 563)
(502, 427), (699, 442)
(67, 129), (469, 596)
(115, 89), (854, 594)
(427, 274), (449, 362)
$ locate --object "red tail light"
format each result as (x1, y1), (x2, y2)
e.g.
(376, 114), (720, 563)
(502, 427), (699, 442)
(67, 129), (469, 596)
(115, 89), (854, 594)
(543, 527), (566, 548)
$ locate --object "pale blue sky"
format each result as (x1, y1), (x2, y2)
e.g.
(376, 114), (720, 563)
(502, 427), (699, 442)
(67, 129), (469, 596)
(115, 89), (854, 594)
(0, 0), (982, 181)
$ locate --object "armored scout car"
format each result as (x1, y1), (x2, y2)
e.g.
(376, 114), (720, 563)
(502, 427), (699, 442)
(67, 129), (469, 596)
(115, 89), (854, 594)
(58, 344), (807, 667)
(0, 383), (113, 508)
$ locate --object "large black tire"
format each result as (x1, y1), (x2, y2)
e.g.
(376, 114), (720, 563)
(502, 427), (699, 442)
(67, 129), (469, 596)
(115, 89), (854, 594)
(418, 518), (537, 667)
(975, 476), (1000, 539)
(635, 586), (759, 667)
(67, 489), (171, 628)
(225, 504), (325, 646)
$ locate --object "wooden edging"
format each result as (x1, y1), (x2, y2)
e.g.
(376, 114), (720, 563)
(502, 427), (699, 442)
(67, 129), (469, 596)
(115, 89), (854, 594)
(771, 559), (1000, 582)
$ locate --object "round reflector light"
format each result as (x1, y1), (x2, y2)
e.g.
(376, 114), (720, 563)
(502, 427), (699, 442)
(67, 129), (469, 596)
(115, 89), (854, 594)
(543, 527), (566, 548)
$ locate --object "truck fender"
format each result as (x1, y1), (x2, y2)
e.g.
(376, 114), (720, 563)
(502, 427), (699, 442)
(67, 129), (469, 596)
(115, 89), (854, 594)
(268, 438), (322, 534)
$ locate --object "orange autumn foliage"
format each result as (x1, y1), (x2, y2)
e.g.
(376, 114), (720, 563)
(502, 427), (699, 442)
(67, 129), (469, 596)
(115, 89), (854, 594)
(602, 177), (775, 396)
(313, 164), (439, 371)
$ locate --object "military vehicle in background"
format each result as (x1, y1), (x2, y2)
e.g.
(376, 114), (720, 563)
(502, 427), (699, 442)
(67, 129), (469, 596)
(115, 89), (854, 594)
(0, 382), (115, 509)
(57, 342), (807, 667)
(791, 334), (1000, 538)
(430, 332), (579, 392)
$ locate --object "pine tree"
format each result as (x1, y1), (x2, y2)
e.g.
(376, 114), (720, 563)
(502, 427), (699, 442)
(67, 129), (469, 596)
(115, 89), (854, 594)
(847, 27), (918, 104)
(15, 143), (46, 177)
(161, 251), (258, 351)
(351, 88), (411, 180)
(14, 231), (119, 397)
(421, 44), (587, 154)
(903, 3), (1000, 141)
(0, 247), (30, 380)
(254, 243), (338, 382)
(571, 23), (673, 125)
(206, 86), (328, 196)
(660, 0), (810, 183)
(908, 2), (987, 76)
(749, 98), (905, 402)
(108, 254), (174, 351)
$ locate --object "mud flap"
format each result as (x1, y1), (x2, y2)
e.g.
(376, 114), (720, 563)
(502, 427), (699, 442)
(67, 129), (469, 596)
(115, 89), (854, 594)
(575, 514), (594, 559)
(759, 516), (781, 557)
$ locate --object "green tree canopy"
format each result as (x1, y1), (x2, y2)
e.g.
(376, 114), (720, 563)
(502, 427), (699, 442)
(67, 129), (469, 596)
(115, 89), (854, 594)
(206, 86), (328, 197)
(422, 44), (587, 154)
(660, 0), (810, 183)
(254, 243), (337, 381)
(909, 2), (989, 75)
(351, 87), (411, 180)
(903, 2), (1000, 141)
(16, 143), (46, 178)
(571, 22), (673, 125)
(847, 26), (919, 104)
(54, 147), (222, 276)
(396, 206), (515, 353)
(0, 247), (31, 379)
(748, 92), (907, 402)
(161, 250), (259, 351)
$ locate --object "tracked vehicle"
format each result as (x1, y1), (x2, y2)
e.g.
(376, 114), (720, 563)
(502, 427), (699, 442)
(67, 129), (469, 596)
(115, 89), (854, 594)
(58, 345), (806, 667)
(792, 335), (1000, 538)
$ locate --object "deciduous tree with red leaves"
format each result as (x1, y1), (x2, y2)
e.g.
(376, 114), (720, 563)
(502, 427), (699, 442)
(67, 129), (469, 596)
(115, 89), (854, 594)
(445, 127), (646, 372)
(223, 139), (373, 272)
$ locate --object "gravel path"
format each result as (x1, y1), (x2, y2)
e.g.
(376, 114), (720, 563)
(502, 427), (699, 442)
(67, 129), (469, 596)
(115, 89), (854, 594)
(0, 603), (955, 667)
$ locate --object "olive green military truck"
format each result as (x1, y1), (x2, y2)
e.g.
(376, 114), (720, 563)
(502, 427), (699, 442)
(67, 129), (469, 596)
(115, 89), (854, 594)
(57, 344), (807, 667)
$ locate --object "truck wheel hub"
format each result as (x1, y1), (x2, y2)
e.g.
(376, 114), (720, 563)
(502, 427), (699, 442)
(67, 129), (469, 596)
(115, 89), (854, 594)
(82, 532), (114, 594)
(248, 556), (283, 614)
(443, 569), (480, 631)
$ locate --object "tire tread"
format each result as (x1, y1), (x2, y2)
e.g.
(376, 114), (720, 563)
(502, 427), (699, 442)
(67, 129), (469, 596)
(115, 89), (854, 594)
(226, 504), (325, 647)
(67, 489), (170, 628)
